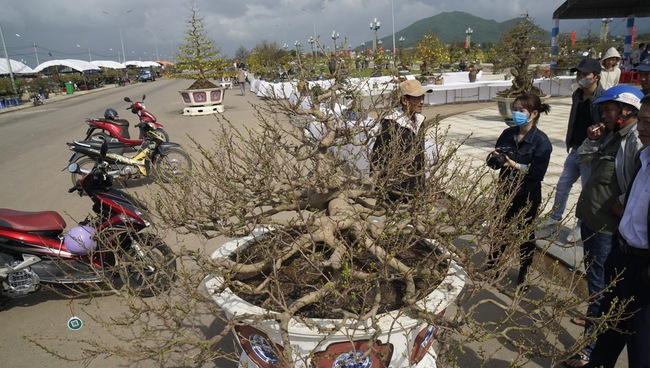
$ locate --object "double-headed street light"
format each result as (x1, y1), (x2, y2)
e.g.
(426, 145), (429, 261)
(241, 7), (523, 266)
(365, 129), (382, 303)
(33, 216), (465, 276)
(465, 27), (473, 49)
(370, 18), (381, 54)
(102, 10), (133, 63)
(331, 31), (339, 53)
(307, 36), (315, 58)
(294, 40), (301, 55)
(601, 18), (613, 42)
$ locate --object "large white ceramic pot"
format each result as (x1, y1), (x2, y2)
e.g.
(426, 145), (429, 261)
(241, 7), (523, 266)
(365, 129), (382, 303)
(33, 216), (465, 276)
(178, 87), (226, 116)
(202, 228), (467, 368)
(494, 95), (515, 124)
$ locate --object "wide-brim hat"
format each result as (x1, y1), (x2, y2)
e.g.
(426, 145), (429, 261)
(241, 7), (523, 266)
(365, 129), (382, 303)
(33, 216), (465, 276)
(400, 79), (433, 97)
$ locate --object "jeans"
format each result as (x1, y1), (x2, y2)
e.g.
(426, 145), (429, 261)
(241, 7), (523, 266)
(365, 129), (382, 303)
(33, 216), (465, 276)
(239, 82), (246, 95)
(579, 224), (613, 357)
(550, 148), (591, 221)
(586, 239), (650, 368)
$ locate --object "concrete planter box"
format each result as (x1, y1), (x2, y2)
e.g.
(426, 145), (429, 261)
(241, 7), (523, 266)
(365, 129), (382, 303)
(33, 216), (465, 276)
(178, 87), (226, 115)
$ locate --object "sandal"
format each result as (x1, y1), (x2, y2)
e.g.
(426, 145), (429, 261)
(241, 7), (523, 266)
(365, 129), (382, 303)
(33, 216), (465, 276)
(570, 316), (586, 327)
(562, 352), (589, 367)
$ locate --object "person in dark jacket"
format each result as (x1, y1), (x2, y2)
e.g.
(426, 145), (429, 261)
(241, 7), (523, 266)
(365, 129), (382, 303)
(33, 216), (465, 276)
(582, 94), (650, 368)
(486, 93), (553, 287)
(370, 79), (432, 203)
(538, 58), (604, 244)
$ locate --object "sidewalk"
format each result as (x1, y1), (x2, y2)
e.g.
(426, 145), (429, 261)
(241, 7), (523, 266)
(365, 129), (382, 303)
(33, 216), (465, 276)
(0, 84), (122, 115)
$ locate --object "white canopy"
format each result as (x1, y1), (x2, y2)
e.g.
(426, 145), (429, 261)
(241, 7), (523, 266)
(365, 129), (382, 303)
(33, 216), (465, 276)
(33, 59), (101, 73)
(90, 60), (126, 69)
(0, 59), (35, 75)
(124, 60), (160, 68)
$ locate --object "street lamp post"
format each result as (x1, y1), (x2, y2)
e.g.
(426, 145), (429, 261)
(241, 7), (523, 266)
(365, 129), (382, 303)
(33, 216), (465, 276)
(102, 10), (133, 63)
(465, 27), (473, 49)
(0, 22), (17, 95)
(308, 36), (315, 58)
(601, 18), (613, 42)
(370, 18), (381, 54)
(331, 31), (339, 54)
(295, 41), (301, 55)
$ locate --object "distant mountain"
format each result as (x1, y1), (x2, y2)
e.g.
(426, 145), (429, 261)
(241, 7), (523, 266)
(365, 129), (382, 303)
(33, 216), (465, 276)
(359, 11), (540, 50)
(356, 11), (650, 52)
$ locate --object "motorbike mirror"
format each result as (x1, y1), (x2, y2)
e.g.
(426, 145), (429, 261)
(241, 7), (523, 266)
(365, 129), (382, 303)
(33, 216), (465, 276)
(142, 94), (146, 101)
(124, 97), (132, 102)
(100, 141), (108, 157)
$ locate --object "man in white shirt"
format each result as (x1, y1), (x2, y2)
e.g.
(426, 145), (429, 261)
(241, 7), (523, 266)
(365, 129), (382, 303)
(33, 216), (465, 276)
(585, 95), (650, 368)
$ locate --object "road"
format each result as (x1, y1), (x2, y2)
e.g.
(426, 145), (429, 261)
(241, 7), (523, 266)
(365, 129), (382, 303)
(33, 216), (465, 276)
(0, 79), (248, 368)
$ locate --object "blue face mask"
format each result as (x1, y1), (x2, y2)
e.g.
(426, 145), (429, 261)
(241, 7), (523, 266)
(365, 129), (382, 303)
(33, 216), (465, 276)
(512, 111), (530, 126)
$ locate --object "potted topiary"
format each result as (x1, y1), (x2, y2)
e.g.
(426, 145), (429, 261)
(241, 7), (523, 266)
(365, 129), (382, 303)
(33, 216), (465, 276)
(492, 14), (548, 123)
(173, 4), (227, 116)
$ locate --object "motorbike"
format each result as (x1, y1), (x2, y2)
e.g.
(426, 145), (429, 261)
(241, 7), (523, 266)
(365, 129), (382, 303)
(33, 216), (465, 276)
(0, 143), (177, 303)
(84, 95), (169, 148)
(31, 93), (44, 106)
(68, 121), (191, 185)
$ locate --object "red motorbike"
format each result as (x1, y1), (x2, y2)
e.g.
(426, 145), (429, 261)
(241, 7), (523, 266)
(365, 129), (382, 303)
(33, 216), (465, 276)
(0, 143), (176, 304)
(83, 95), (169, 148)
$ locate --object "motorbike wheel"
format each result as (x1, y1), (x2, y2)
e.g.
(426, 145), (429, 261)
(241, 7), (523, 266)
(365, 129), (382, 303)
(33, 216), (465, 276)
(154, 147), (192, 183)
(119, 233), (177, 297)
(70, 156), (96, 186)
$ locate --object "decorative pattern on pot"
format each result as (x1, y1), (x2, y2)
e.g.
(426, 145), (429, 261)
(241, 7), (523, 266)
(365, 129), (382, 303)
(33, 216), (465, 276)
(193, 92), (207, 102)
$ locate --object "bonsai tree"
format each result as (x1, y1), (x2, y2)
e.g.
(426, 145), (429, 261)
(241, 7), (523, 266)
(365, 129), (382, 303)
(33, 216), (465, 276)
(172, 3), (225, 89)
(495, 14), (548, 97)
(30, 53), (629, 367)
(415, 31), (449, 75)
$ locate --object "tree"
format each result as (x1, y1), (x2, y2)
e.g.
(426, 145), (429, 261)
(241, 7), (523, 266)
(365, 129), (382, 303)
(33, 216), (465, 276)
(171, 2), (225, 89)
(494, 15), (548, 97)
(31, 52), (629, 368)
(415, 31), (449, 74)
(234, 45), (250, 63)
(247, 40), (292, 80)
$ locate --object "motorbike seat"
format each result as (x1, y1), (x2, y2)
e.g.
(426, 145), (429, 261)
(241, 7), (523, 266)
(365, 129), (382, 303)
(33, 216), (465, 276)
(0, 208), (66, 232)
(113, 119), (131, 139)
(111, 118), (130, 127)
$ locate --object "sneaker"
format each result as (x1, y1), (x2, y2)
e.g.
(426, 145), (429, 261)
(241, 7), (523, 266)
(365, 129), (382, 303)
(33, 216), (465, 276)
(566, 227), (581, 243)
(538, 217), (560, 229)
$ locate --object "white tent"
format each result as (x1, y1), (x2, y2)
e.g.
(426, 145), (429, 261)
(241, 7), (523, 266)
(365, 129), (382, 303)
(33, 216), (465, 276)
(33, 59), (101, 73)
(0, 59), (35, 75)
(124, 60), (161, 68)
(90, 60), (126, 69)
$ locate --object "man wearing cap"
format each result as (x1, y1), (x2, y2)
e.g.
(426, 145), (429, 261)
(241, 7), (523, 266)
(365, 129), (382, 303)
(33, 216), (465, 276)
(583, 94), (650, 368)
(635, 56), (650, 95)
(370, 79), (432, 203)
(539, 58), (604, 244)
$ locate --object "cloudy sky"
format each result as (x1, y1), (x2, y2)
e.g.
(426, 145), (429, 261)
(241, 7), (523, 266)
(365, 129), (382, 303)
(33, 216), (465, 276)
(2, 0), (649, 67)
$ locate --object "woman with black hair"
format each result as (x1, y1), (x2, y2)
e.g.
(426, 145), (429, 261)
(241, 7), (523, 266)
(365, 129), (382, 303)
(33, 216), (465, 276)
(486, 93), (553, 288)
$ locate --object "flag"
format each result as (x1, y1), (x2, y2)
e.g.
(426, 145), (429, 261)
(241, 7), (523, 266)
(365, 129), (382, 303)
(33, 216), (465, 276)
(570, 31), (576, 47)
(632, 25), (637, 46)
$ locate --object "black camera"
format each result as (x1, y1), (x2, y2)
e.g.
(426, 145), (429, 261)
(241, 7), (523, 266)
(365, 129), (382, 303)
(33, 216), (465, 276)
(486, 146), (516, 170)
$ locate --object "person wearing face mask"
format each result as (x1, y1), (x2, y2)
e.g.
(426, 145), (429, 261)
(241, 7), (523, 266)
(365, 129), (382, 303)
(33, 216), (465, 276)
(371, 79), (433, 203)
(485, 93), (552, 288)
(561, 86), (645, 368)
(539, 58), (604, 244)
